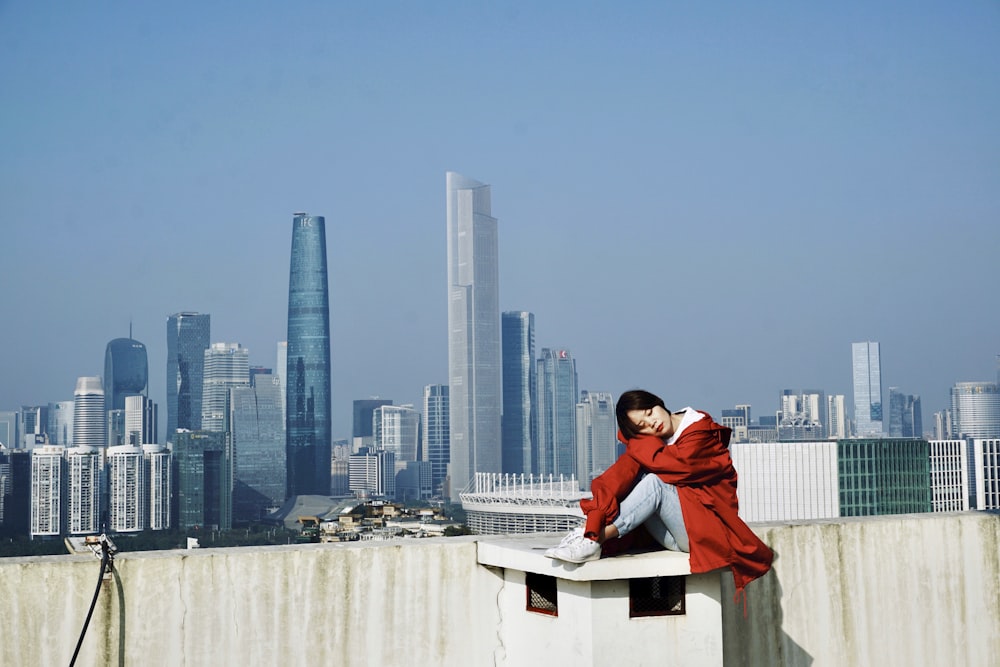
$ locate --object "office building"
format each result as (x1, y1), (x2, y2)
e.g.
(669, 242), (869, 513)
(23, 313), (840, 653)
(167, 312), (211, 438)
(286, 212), (332, 497)
(30, 445), (64, 537)
(721, 405), (751, 443)
(536, 348), (578, 479)
(422, 384), (449, 497)
(66, 447), (102, 535)
(827, 395), (847, 440)
(143, 444), (171, 530)
(839, 438), (931, 516)
(124, 395), (157, 446)
(777, 389), (826, 441)
(852, 341), (883, 437)
(446, 172), (501, 500)
(971, 439), (1000, 510)
(73, 376), (106, 450)
(47, 401), (74, 446)
(730, 441), (840, 522)
(501, 311), (536, 475)
(396, 460), (434, 501)
(173, 430), (231, 531)
(230, 373), (286, 522)
(575, 391), (616, 484)
(19, 405), (49, 447)
(353, 398), (393, 450)
(201, 342), (250, 432)
(950, 382), (1000, 439)
(0, 449), (31, 536)
(103, 336), (148, 414)
(349, 448), (395, 499)
(107, 445), (144, 533)
(0, 411), (17, 450)
(373, 404), (420, 463)
(276, 341), (287, 422)
(888, 388), (923, 438)
(928, 440), (969, 512)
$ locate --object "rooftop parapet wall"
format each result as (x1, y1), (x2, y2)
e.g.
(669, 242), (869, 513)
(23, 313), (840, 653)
(723, 511), (1000, 667)
(2, 512), (999, 666)
(1, 537), (501, 667)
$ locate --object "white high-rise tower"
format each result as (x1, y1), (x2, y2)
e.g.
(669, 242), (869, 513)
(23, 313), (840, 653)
(73, 376), (106, 449)
(446, 172), (501, 501)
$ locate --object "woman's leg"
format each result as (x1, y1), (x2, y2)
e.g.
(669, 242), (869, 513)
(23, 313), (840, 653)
(610, 473), (689, 552)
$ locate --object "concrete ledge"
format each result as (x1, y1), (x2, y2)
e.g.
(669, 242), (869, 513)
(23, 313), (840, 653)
(476, 532), (691, 580)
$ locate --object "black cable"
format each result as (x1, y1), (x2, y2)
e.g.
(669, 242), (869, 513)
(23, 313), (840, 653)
(69, 541), (111, 667)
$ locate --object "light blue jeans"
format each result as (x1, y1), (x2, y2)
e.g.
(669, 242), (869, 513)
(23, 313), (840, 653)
(612, 473), (689, 552)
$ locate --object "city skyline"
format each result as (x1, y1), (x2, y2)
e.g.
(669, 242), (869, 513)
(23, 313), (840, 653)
(2, 4), (998, 439)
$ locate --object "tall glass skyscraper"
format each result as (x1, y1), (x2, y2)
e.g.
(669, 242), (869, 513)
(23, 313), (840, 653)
(422, 384), (449, 497)
(286, 212), (332, 497)
(446, 172), (501, 500)
(888, 388), (923, 438)
(103, 337), (148, 413)
(230, 372), (285, 522)
(950, 382), (1000, 438)
(536, 348), (579, 479)
(201, 342), (250, 432)
(852, 341), (883, 437)
(501, 311), (536, 475)
(166, 312), (211, 439)
(576, 390), (616, 485)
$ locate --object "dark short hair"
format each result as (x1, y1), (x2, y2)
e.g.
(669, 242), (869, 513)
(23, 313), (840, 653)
(616, 389), (669, 440)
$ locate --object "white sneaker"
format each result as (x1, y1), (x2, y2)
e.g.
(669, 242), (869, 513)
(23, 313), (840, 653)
(544, 533), (601, 563)
(556, 526), (584, 548)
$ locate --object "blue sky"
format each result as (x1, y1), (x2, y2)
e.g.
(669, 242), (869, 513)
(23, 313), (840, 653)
(1, 2), (998, 438)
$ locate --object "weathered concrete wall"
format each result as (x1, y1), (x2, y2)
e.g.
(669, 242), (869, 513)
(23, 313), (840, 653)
(3, 513), (998, 666)
(722, 512), (1000, 667)
(0, 537), (502, 667)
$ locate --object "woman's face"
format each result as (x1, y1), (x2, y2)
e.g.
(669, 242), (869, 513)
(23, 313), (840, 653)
(626, 405), (673, 437)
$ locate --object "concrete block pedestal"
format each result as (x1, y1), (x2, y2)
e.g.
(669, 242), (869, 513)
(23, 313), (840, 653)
(477, 534), (723, 666)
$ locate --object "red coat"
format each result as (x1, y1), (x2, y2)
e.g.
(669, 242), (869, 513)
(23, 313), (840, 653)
(580, 411), (773, 594)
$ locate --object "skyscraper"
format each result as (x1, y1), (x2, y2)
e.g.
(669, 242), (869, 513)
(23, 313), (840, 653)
(47, 401), (74, 446)
(66, 446), (101, 535)
(373, 404), (420, 462)
(446, 172), (501, 500)
(230, 373), (285, 522)
(173, 430), (231, 530)
(103, 336), (148, 413)
(501, 311), (536, 475)
(143, 444), (171, 531)
(888, 388), (923, 438)
(422, 384), (449, 497)
(576, 391), (616, 484)
(201, 342), (250, 432)
(353, 398), (393, 447)
(852, 341), (883, 437)
(950, 382), (1000, 438)
(30, 445), (64, 537)
(73, 377), (106, 450)
(107, 445), (144, 533)
(124, 395), (157, 446)
(166, 312), (211, 438)
(286, 212), (332, 497)
(536, 348), (579, 478)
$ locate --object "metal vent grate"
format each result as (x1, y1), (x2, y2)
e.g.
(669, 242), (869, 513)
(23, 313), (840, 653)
(526, 572), (558, 616)
(629, 576), (685, 617)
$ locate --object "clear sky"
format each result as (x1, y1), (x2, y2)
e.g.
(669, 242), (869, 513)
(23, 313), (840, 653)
(1, 2), (998, 439)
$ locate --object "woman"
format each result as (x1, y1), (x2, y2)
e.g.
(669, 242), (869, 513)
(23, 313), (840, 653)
(545, 389), (773, 596)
